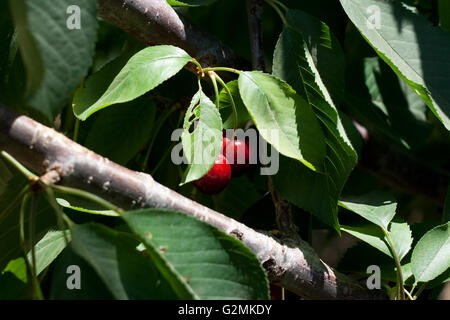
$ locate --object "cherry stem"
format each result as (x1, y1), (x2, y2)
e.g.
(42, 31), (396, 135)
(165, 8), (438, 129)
(202, 67), (241, 75)
(404, 288), (414, 300)
(43, 186), (71, 244)
(265, 0), (287, 25)
(18, 193), (43, 300)
(190, 58), (204, 77)
(28, 193), (43, 300)
(269, 0), (288, 12)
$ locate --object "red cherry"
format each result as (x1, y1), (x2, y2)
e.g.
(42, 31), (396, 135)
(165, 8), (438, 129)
(193, 154), (231, 195)
(222, 137), (251, 177)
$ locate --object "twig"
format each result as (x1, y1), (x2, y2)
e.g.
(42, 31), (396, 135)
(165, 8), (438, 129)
(96, 0), (249, 70)
(383, 228), (405, 300)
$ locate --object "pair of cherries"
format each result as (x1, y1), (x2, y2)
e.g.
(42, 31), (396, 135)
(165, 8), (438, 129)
(193, 135), (250, 195)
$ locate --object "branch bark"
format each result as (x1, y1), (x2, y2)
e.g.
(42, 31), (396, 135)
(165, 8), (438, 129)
(246, 0), (265, 71)
(96, 0), (249, 70)
(0, 104), (385, 299)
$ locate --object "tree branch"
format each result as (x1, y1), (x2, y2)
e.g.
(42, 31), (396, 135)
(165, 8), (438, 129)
(246, 0), (265, 71)
(96, 0), (249, 70)
(0, 104), (385, 299)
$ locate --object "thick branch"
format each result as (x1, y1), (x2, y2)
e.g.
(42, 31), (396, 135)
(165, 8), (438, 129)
(0, 104), (384, 299)
(246, 0), (265, 71)
(96, 0), (249, 70)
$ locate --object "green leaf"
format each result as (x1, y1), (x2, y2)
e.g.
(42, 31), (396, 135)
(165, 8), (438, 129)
(238, 71), (326, 171)
(376, 262), (413, 285)
(70, 223), (179, 299)
(411, 222), (450, 282)
(340, 0), (450, 131)
(181, 90), (223, 184)
(389, 218), (413, 262)
(55, 196), (118, 217)
(167, 0), (218, 6)
(72, 52), (134, 118)
(428, 268), (450, 289)
(7, 0), (43, 94)
(85, 97), (156, 165)
(3, 230), (69, 282)
(218, 80), (251, 129)
(411, 221), (440, 248)
(339, 191), (397, 229)
(341, 218), (412, 261)
(283, 10), (346, 105)
(74, 45), (192, 120)
(271, 10), (357, 230)
(10, 0), (98, 121)
(122, 209), (270, 300)
(344, 57), (431, 150)
(338, 242), (413, 284)
(341, 224), (392, 257)
(0, 230), (68, 300)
